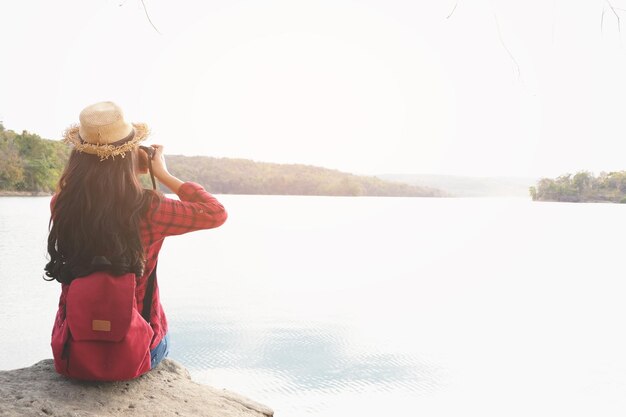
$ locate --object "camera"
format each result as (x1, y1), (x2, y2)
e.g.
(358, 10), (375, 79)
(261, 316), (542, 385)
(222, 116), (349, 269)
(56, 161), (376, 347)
(139, 145), (155, 160)
(138, 146), (155, 173)
(138, 146), (157, 189)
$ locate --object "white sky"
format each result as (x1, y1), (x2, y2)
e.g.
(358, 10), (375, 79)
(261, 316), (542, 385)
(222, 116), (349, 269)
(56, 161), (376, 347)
(1, 0), (626, 178)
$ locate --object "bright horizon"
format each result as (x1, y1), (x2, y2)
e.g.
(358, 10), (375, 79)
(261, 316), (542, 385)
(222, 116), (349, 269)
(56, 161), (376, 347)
(2, 1), (626, 179)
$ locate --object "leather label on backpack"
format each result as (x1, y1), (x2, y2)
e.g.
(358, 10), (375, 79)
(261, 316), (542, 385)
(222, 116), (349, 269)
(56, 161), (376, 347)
(92, 320), (111, 332)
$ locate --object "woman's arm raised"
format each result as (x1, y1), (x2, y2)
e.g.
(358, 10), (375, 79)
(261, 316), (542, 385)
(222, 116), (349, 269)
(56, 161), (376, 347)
(145, 144), (227, 238)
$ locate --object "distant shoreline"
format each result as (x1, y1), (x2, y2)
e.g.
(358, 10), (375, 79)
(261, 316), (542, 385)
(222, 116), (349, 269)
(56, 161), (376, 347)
(0, 121), (447, 198)
(0, 191), (52, 197)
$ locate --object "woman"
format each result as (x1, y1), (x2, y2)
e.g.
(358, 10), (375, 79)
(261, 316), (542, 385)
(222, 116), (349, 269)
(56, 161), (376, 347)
(45, 101), (227, 379)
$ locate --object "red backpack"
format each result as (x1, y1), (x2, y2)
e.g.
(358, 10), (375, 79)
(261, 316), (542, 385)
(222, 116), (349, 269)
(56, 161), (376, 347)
(51, 263), (157, 381)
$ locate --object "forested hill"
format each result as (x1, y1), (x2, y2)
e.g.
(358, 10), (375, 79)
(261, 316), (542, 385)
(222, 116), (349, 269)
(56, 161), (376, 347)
(530, 171), (626, 203)
(0, 124), (70, 192)
(164, 155), (445, 196)
(0, 123), (445, 197)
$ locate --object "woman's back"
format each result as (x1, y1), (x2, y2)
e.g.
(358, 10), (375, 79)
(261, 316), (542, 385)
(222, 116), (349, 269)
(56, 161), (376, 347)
(46, 102), (227, 380)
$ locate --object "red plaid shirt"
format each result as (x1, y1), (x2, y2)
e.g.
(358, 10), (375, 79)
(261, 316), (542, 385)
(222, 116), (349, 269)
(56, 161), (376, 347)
(138, 182), (227, 349)
(53, 182), (227, 350)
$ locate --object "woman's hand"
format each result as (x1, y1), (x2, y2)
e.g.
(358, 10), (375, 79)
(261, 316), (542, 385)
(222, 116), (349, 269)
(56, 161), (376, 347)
(148, 144), (169, 180)
(147, 144), (184, 194)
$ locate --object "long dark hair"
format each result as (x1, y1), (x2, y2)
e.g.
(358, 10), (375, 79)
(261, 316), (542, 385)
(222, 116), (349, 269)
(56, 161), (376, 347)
(45, 149), (158, 284)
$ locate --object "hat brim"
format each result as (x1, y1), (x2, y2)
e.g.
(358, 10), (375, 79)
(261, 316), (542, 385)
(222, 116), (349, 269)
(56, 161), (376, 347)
(63, 123), (150, 160)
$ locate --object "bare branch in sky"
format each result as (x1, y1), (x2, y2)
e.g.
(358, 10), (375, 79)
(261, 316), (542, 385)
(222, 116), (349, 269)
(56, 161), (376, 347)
(606, 0), (621, 33)
(116, 0), (161, 34)
(493, 12), (522, 82)
(601, 1), (624, 47)
(140, 0), (161, 34)
(141, 0), (161, 35)
(601, 7), (606, 34)
(447, 2), (523, 83)
(447, 2), (459, 19)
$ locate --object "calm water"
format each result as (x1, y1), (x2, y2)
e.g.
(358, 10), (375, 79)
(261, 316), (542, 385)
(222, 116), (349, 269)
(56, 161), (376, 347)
(2, 195), (626, 416)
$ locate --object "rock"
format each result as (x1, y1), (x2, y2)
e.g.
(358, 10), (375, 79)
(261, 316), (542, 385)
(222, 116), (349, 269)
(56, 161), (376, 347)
(0, 359), (273, 417)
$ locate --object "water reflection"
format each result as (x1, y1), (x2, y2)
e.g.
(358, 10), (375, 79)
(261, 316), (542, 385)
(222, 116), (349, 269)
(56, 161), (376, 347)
(170, 318), (442, 395)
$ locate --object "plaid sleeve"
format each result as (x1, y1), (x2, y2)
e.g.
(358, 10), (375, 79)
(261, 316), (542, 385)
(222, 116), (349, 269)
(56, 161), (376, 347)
(148, 182), (227, 239)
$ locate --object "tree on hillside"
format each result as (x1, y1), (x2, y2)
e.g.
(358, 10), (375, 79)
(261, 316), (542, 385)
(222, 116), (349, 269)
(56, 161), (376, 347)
(0, 139), (24, 189)
(531, 170), (626, 203)
(0, 126), (69, 192)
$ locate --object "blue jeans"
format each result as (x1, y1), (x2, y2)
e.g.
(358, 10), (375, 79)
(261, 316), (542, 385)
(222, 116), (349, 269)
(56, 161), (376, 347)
(150, 333), (170, 369)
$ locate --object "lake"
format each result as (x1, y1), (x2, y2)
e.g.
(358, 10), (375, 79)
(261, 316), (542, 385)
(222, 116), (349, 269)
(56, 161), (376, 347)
(1, 195), (626, 416)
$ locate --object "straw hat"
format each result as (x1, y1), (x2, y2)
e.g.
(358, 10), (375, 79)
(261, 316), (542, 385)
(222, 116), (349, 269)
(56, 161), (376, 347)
(63, 101), (149, 160)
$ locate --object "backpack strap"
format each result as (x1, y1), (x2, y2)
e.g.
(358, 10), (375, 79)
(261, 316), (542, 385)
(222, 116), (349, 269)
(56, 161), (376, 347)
(141, 263), (157, 323)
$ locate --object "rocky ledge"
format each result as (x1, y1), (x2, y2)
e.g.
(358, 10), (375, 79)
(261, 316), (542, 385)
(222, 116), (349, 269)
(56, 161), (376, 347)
(0, 359), (273, 417)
